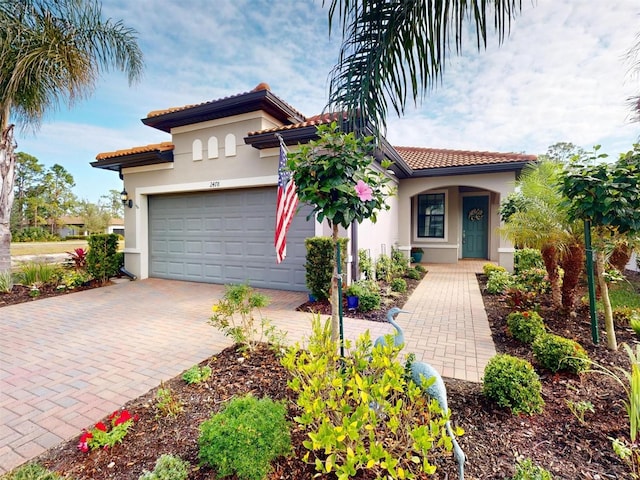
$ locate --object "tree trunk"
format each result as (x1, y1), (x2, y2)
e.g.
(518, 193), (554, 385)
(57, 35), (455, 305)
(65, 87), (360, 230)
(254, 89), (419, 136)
(595, 250), (617, 350)
(560, 242), (585, 314)
(0, 125), (16, 274)
(541, 244), (562, 309)
(330, 223), (340, 343)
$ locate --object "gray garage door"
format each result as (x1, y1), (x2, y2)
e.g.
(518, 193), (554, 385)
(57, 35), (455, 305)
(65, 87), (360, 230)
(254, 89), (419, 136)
(148, 188), (314, 291)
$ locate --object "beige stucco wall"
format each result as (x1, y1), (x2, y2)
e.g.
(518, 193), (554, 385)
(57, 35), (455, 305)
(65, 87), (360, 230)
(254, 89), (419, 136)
(120, 111), (292, 279)
(397, 171), (517, 269)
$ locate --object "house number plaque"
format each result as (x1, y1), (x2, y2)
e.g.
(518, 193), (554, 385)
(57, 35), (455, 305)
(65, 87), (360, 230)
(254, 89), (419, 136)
(209, 181), (220, 188)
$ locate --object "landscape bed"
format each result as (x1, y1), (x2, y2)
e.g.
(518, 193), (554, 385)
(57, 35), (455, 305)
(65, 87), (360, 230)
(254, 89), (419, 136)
(4, 272), (638, 479)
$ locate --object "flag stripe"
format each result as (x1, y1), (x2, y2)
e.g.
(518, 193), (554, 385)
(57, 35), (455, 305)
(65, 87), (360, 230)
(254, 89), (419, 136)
(275, 138), (298, 263)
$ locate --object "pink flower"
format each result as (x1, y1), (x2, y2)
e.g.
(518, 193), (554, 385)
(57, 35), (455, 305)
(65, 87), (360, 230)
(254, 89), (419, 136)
(77, 430), (93, 452)
(355, 180), (373, 201)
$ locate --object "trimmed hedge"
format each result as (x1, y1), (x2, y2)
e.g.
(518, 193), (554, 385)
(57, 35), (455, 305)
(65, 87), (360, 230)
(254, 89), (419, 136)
(304, 237), (348, 301)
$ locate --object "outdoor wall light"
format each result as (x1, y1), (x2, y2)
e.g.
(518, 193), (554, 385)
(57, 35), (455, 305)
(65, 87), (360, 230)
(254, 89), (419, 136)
(120, 189), (133, 208)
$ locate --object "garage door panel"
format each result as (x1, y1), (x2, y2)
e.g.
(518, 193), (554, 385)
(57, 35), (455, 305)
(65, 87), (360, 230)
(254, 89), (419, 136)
(149, 188), (313, 291)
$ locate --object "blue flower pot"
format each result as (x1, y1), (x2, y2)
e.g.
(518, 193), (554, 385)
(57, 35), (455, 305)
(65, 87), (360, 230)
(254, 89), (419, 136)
(346, 295), (359, 310)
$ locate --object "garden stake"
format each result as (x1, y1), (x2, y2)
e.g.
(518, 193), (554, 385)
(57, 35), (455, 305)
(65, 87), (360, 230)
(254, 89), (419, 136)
(584, 219), (599, 344)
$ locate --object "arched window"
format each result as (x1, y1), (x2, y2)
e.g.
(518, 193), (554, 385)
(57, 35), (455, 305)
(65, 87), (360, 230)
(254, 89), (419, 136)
(225, 133), (236, 157)
(192, 139), (203, 161)
(207, 136), (219, 159)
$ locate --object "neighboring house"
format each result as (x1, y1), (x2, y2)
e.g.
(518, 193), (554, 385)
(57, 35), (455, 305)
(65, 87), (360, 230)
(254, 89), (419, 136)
(91, 83), (536, 292)
(52, 216), (124, 238)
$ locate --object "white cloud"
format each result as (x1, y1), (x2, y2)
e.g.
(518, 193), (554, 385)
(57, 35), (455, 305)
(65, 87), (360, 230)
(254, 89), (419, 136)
(17, 0), (640, 202)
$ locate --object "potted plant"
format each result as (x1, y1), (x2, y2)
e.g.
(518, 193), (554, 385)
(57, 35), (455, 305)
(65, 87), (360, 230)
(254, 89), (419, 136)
(411, 247), (424, 263)
(345, 282), (366, 310)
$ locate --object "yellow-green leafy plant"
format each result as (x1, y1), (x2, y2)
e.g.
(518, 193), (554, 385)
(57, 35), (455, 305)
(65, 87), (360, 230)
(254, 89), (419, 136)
(511, 457), (553, 479)
(483, 354), (544, 415)
(483, 263), (506, 277)
(281, 315), (454, 479)
(1, 463), (67, 479)
(209, 284), (281, 352)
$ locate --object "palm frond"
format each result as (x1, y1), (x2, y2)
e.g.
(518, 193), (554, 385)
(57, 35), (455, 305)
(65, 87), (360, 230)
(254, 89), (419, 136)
(325, 0), (523, 136)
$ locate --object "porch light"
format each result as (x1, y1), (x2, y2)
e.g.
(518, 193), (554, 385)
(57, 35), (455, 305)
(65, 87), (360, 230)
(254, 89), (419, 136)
(121, 189), (133, 208)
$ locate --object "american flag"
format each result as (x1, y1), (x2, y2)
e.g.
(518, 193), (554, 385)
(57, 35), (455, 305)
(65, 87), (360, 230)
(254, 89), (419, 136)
(274, 137), (298, 263)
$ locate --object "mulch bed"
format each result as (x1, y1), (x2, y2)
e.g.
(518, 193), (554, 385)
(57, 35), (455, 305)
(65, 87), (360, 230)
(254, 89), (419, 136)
(14, 271), (640, 479)
(0, 282), (105, 308)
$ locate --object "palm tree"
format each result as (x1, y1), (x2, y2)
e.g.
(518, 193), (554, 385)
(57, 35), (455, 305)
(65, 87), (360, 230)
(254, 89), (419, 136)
(500, 158), (584, 312)
(0, 0), (143, 273)
(325, 0), (524, 134)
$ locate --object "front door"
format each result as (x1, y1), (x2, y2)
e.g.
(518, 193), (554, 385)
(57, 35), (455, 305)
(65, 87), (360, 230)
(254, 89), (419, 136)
(462, 196), (488, 258)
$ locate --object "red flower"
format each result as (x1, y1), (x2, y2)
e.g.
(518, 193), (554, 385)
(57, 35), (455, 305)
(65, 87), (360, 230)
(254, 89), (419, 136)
(523, 312), (529, 317)
(95, 421), (107, 432)
(77, 430), (93, 452)
(114, 410), (132, 425)
(108, 410), (118, 421)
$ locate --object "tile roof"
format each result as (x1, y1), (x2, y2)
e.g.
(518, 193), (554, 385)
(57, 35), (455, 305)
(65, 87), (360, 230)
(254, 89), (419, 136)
(394, 146), (537, 170)
(145, 82), (305, 120)
(246, 111), (345, 136)
(95, 142), (174, 161)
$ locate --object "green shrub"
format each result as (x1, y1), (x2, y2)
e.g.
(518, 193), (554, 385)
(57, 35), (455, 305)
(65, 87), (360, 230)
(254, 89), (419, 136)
(0, 271), (13, 293)
(390, 277), (407, 293)
(532, 333), (590, 374)
(483, 263), (506, 277)
(391, 247), (408, 277)
(1, 463), (66, 480)
(12, 227), (58, 242)
(414, 263), (426, 273)
(86, 234), (120, 284)
(516, 267), (550, 294)
(486, 270), (515, 294)
(375, 253), (393, 282)
(182, 365), (212, 384)
(198, 395), (291, 480)
(304, 237), (348, 300)
(514, 248), (544, 274)
(358, 248), (374, 280)
(406, 268), (421, 280)
(60, 269), (92, 289)
(358, 290), (381, 312)
(511, 457), (553, 480)
(507, 311), (546, 344)
(344, 282), (366, 297)
(155, 382), (183, 418)
(139, 454), (190, 480)
(483, 354), (544, 415)
(282, 315), (453, 479)
(504, 287), (538, 311)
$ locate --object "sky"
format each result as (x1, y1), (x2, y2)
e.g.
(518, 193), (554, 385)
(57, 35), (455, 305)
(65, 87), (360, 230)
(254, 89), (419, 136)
(14, 0), (640, 203)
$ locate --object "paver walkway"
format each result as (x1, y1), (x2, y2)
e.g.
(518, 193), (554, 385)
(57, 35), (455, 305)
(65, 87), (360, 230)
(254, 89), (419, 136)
(0, 260), (494, 474)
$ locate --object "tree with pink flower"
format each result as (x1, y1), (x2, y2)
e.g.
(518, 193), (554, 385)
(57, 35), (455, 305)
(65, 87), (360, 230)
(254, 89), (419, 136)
(287, 122), (394, 342)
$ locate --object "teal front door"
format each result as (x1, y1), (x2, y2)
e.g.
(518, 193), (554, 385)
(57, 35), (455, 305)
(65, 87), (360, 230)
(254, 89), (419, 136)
(462, 196), (489, 258)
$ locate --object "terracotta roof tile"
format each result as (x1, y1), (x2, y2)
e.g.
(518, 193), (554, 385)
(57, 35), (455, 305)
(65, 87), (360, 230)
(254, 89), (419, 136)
(96, 142), (174, 160)
(146, 82), (305, 120)
(246, 111), (346, 136)
(394, 146), (537, 170)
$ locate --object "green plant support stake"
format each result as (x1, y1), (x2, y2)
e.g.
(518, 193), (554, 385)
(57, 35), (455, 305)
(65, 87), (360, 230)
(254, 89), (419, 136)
(584, 219), (599, 344)
(337, 242), (345, 358)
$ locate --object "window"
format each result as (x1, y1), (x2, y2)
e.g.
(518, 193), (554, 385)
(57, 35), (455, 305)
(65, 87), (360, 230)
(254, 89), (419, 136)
(207, 136), (219, 159)
(417, 193), (445, 238)
(192, 139), (203, 161)
(224, 133), (236, 156)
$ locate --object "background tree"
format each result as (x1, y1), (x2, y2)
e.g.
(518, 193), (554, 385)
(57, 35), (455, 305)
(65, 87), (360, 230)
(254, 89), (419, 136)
(560, 145), (640, 350)
(10, 151), (44, 231)
(325, 0), (524, 134)
(0, 0), (143, 272)
(77, 200), (111, 234)
(100, 189), (124, 219)
(287, 122), (393, 342)
(41, 164), (77, 234)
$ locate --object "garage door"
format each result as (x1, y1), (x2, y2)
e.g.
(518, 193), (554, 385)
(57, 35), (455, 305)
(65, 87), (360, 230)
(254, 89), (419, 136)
(148, 188), (314, 291)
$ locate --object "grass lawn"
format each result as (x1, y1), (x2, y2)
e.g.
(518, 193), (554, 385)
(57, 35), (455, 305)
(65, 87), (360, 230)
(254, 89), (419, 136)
(10, 240), (89, 257)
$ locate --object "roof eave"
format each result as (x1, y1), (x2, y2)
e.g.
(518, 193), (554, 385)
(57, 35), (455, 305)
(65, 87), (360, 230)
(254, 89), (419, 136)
(142, 90), (305, 133)
(410, 161), (535, 178)
(91, 150), (174, 172)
